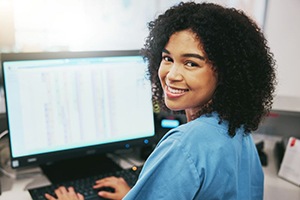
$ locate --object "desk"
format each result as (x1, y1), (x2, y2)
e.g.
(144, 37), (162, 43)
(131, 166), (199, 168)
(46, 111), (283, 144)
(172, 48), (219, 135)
(0, 173), (47, 200)
(1, 135), (300, 200)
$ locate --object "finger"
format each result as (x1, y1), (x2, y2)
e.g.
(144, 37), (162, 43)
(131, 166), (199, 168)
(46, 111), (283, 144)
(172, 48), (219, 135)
(98, 190), (119, 199)
(94, 177), (118, 189)
(77, 193), (85, 200)
(67, 186), (77, 195)
(95, 176), (117, 184)
(54, 188), (63, 196)
(55, 186), (68, 197)
(44, 193), (56, 200)
(93, 181), (114, 189)
(58, 186), (68, 193)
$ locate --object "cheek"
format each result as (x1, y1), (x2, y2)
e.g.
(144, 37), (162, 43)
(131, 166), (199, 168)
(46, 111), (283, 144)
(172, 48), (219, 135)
(190, 71), (217, 92)
(158, 65), (165, 83)
(207, 76), (218, 96)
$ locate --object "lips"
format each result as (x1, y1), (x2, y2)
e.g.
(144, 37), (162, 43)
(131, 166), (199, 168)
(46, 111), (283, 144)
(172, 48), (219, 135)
(165, 85), (188, 98)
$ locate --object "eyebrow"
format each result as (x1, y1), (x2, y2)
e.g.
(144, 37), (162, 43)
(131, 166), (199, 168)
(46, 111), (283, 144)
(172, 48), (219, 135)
(162, 48), (206, 61)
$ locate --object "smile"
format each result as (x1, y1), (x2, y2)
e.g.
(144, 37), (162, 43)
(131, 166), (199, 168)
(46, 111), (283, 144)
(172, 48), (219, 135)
(165, 85), (188, 98)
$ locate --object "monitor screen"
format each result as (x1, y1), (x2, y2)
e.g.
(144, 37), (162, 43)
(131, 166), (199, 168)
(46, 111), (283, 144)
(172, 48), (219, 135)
(1, 50), (156, 169)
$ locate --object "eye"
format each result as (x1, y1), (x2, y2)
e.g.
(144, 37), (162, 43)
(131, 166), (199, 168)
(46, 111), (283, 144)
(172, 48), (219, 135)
(185, 61), (199, 67)
(162, 55), (173, 62)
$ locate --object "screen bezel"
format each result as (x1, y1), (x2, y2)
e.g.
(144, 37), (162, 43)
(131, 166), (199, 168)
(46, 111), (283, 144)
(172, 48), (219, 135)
(1, 50), (157, 169)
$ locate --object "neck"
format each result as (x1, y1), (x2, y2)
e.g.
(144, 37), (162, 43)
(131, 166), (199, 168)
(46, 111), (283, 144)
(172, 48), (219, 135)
(185, 108), (200, 122)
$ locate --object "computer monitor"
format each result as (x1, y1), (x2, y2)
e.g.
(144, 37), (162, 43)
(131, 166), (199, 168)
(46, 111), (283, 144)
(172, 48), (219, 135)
(1, 50), (156, 175)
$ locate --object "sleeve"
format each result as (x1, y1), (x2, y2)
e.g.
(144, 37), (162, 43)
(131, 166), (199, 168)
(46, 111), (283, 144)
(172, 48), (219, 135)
(123, 130), (202, 200)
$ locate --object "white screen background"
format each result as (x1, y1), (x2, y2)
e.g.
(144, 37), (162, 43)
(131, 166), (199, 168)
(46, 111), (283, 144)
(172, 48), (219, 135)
(4, 56), (154, 157)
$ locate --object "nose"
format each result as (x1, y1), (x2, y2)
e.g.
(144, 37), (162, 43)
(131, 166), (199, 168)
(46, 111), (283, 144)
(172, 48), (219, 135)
(166, 63), (183, 81)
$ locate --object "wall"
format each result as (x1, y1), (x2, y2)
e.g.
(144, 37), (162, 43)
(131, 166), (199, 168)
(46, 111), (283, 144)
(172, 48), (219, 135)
(264, 0), (300, 112)
(252, 0), (300, 138)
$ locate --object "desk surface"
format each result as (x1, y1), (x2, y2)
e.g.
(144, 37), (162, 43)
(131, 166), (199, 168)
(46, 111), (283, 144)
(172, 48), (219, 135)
(1, 134), (300, 200)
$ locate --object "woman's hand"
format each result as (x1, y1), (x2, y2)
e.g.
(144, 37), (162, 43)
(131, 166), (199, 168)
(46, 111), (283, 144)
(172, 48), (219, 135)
(93, 176), (131, 200)
(44, 186), (84, 200)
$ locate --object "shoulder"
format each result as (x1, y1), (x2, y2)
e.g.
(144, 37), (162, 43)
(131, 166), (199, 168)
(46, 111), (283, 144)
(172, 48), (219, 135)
(155, 112), (250, 170)
(158, 112), (231, 149)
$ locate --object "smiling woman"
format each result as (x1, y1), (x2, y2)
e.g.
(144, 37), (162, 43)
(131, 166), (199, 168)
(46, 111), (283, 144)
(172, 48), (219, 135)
(135, 2), (275, 199)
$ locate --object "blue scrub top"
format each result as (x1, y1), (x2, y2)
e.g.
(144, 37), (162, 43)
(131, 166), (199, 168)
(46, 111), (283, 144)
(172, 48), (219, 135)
(124, 113), (264, 200)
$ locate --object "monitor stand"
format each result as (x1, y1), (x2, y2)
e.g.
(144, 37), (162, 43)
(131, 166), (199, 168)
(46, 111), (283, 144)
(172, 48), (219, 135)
(40, 154), (122, 183)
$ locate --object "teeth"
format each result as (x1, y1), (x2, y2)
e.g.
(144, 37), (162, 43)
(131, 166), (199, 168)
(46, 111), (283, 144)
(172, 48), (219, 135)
(168, 86), (186, 94)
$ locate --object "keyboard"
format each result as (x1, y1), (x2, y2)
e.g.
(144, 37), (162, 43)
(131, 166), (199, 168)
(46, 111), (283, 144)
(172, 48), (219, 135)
(28, 166), (142, 200)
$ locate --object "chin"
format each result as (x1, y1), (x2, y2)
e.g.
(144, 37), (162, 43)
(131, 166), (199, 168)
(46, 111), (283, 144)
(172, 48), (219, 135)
(165, 104), (183, 112)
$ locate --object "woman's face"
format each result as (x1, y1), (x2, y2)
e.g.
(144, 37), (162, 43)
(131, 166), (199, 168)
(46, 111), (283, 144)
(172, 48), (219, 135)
(158, 30), (218, 117)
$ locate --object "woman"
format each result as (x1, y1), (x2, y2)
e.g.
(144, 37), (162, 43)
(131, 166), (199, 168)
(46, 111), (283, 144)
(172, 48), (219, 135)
(46, 2), (276, 200)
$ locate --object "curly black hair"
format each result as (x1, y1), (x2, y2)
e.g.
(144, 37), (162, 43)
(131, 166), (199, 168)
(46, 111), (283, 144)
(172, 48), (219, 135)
(141, 2), (276, 136)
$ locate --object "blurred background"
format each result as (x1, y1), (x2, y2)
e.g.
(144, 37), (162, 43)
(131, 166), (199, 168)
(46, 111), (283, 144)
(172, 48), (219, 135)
(1, 0), (300, 138)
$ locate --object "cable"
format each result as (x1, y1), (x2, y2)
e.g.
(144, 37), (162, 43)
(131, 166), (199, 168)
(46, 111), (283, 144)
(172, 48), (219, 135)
(0, 129), (14, 180)
(0, 130), (8, 140)
(0, 167), (16, 179)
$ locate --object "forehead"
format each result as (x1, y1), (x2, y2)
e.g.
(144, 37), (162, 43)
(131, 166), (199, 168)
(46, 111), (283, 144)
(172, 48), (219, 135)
(165, 30), (206, 57)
